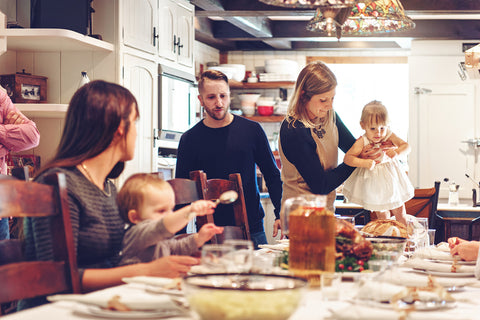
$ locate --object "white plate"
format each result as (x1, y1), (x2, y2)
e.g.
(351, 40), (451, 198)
(412, 268), (475, 277)
(258, 244), (288, 251)
(426, 259), (476, 266)
(350, 298), (456, 311)
(74, 305), (183, 319)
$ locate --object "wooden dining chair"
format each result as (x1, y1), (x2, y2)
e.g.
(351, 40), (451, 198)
(158, 170), (208, 236)
(0, 172), (81, 312)
(199, 172), (251, 243)
(405, 181), (441, 242)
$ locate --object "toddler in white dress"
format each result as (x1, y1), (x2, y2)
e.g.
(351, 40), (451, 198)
(342, 100), (414, 226)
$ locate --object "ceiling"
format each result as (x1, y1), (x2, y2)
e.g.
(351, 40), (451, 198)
(192, 0), (480, 51)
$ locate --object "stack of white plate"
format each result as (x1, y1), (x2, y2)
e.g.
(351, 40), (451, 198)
(276, 100), (289, 115)
(263, 59), (299, 81)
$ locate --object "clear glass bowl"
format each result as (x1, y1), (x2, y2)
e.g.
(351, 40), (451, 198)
(366, 236), (407, 264)
(182, 273), (307, 320)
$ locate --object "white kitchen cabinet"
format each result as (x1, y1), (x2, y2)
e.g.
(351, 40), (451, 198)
(0, 9), (116, 166)
(121, 0), (157, 55)
(120, 53), (158, 186)
(158, 0), (194, 68)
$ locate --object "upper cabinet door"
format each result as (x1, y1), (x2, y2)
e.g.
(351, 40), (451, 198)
(122, 0), (157, 54)
(157, 0), (194, 68)
(176, 2), (194, 68)
(158, 0), (176, 62)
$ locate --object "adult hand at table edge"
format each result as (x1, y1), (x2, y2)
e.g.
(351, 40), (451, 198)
(448, 236), (465, 249)
(273, 219), (281, 238)
(150, 255), (200, 278)
(449, 239), (480, 261)
(81, 255), (200, 292)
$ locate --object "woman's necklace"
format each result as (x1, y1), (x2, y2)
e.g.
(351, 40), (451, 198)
(313, 120), (326, 139)
(81, 163), (111, 197)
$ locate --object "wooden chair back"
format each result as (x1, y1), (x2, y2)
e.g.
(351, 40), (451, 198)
(165, 171), (206, 206)
(200, 172), (251, 243)
(0, 172), (81, 307)
(405, 181), (440, 230)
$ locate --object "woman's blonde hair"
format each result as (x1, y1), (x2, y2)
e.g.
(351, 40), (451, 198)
(360, 100), (390, 127)
(287, 61), (337, 128)
(117, 173), (172, 224)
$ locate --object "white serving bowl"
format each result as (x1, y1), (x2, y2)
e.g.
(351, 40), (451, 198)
(219, 64), (246, 82)
(241, 105), (256, 116)
(256, 98), (276, 107)
(208, 66), (236, 80)
(183, 273), (307, 320)
(238, 93), (261, 105)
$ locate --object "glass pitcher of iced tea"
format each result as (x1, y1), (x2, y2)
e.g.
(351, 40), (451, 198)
(281, 195), (335, 285)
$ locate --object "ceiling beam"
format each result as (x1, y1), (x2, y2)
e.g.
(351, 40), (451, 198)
(193, 0), (292, 49)
(195, 17), (237, 50)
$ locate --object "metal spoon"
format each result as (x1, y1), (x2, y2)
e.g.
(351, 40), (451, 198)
(215, 190), (238, 205)
(187, 190), (238, 220)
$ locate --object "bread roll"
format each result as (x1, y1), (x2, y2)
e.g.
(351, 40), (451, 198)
(361, 219), (407, 238)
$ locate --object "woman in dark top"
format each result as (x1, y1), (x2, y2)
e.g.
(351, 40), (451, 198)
(279, 61), (376, 212)
(23, 81), (199, 302)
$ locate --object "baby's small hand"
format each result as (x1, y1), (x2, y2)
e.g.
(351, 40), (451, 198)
(196, 223), (224, 247)
(366, 159), (376, 170)
(190, 200), (216, 216)
(385, 149), (397, 159)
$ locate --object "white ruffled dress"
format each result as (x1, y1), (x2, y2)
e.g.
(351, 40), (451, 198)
(342, 135), (414, 211)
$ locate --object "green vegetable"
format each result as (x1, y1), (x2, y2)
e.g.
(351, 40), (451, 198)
(335, 256), (368, 272)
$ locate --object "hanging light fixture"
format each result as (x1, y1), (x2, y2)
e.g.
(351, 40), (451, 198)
(307, 0), (415, 39)
(259, 0), (361, 37)
(258, 0), (357, 8)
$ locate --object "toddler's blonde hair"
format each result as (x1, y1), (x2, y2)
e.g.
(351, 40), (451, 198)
(117, 173), (172, 224)
(360, 100), (390, 127)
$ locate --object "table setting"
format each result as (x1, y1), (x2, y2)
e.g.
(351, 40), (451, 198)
(4, 194), (480, 320)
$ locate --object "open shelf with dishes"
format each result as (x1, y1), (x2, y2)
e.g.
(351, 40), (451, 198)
(229, 80), (295, 89)
(243, 115), (285, 122)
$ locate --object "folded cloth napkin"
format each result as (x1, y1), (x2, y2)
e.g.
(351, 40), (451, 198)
(413, 246), (454, 261)
(354, 280), (453, 303)
(122, 276), (179, 288)
(435, 242), (451, 252)
(258, 243), (289, 251)
(329, 305), (468, 320)
(403, 258), (476, 274)
(47, 291), (178, 311)
(378, 269), (476, 288)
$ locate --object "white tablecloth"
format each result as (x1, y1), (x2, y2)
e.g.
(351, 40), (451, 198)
(3, 274), (480, 320)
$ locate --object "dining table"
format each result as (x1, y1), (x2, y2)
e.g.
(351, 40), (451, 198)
(3, 269), (480, 319)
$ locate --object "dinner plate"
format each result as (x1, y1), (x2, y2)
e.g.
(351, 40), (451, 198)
(258, 243), (288, 251)
(411, 268), (475, 278)
(350, 298), (456, 311)
(74, 305), (184, 319)
(426, 259), (476, 266)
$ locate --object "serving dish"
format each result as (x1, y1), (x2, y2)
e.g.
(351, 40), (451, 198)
(183, 273), (307, 320)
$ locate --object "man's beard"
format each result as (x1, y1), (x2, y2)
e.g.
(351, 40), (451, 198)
(204, 107), (228, 121)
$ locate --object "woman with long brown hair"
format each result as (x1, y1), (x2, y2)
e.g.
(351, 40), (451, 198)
(21, 80), (198, 308)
